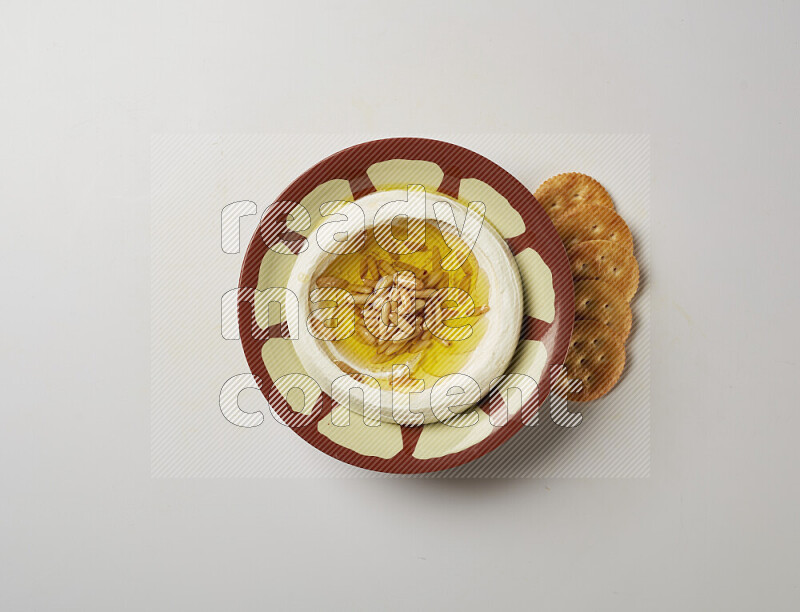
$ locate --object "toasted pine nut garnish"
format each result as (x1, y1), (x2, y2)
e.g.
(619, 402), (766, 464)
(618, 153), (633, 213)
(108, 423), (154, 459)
(375, 275), (393, 291)
(413, 338), (433, 353)
(355, 324), (376, 345)
(424, 269), (445, 288)
(384, 340), (406, 357)
(311, 222), (488, 375)
(392, 260), (426, 276)
(438, 304), (489, 319)
(371, 351), (395, 364)
(380, 302), (392, 326)
(377, 260), (395, 277)
(433, 335), (452, 348)
(333, 359), (359, 375)
(408, 323), (424, 341)
(390, 319), (415, 341)
(316, 275), (348, 288)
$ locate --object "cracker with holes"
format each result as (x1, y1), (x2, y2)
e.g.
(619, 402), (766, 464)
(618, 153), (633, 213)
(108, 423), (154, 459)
(573, 280), (632, 341)
(561, 319), (626, 402)
(535, 172), (615, 219)
(552, 204), (634, 252)
(568, 240), (639, 302)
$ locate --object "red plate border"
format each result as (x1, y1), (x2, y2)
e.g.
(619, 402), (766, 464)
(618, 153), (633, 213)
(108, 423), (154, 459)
(238, 138), (574, 474)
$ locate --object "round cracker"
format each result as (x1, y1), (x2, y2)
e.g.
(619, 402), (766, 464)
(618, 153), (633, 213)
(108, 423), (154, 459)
(567, 240), (639, 302)
(552, 204), (634, 252)
(535, 172), (615, 219)
(573, 280), (632, 342)
(560, 320), (626, 402)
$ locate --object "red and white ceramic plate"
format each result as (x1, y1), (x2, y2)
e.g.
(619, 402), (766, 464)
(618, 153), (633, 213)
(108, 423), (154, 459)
(238, 138), (574, 474)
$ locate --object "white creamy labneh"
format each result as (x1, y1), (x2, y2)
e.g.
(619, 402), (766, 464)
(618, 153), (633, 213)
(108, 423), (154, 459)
(286, 189), (524, 425)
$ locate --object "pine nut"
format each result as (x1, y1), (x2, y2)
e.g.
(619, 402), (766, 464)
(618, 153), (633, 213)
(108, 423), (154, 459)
(316, 275), (348, 288)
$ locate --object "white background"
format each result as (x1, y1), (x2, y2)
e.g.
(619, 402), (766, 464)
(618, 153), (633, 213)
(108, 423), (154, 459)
(1, 1), (798, 610)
